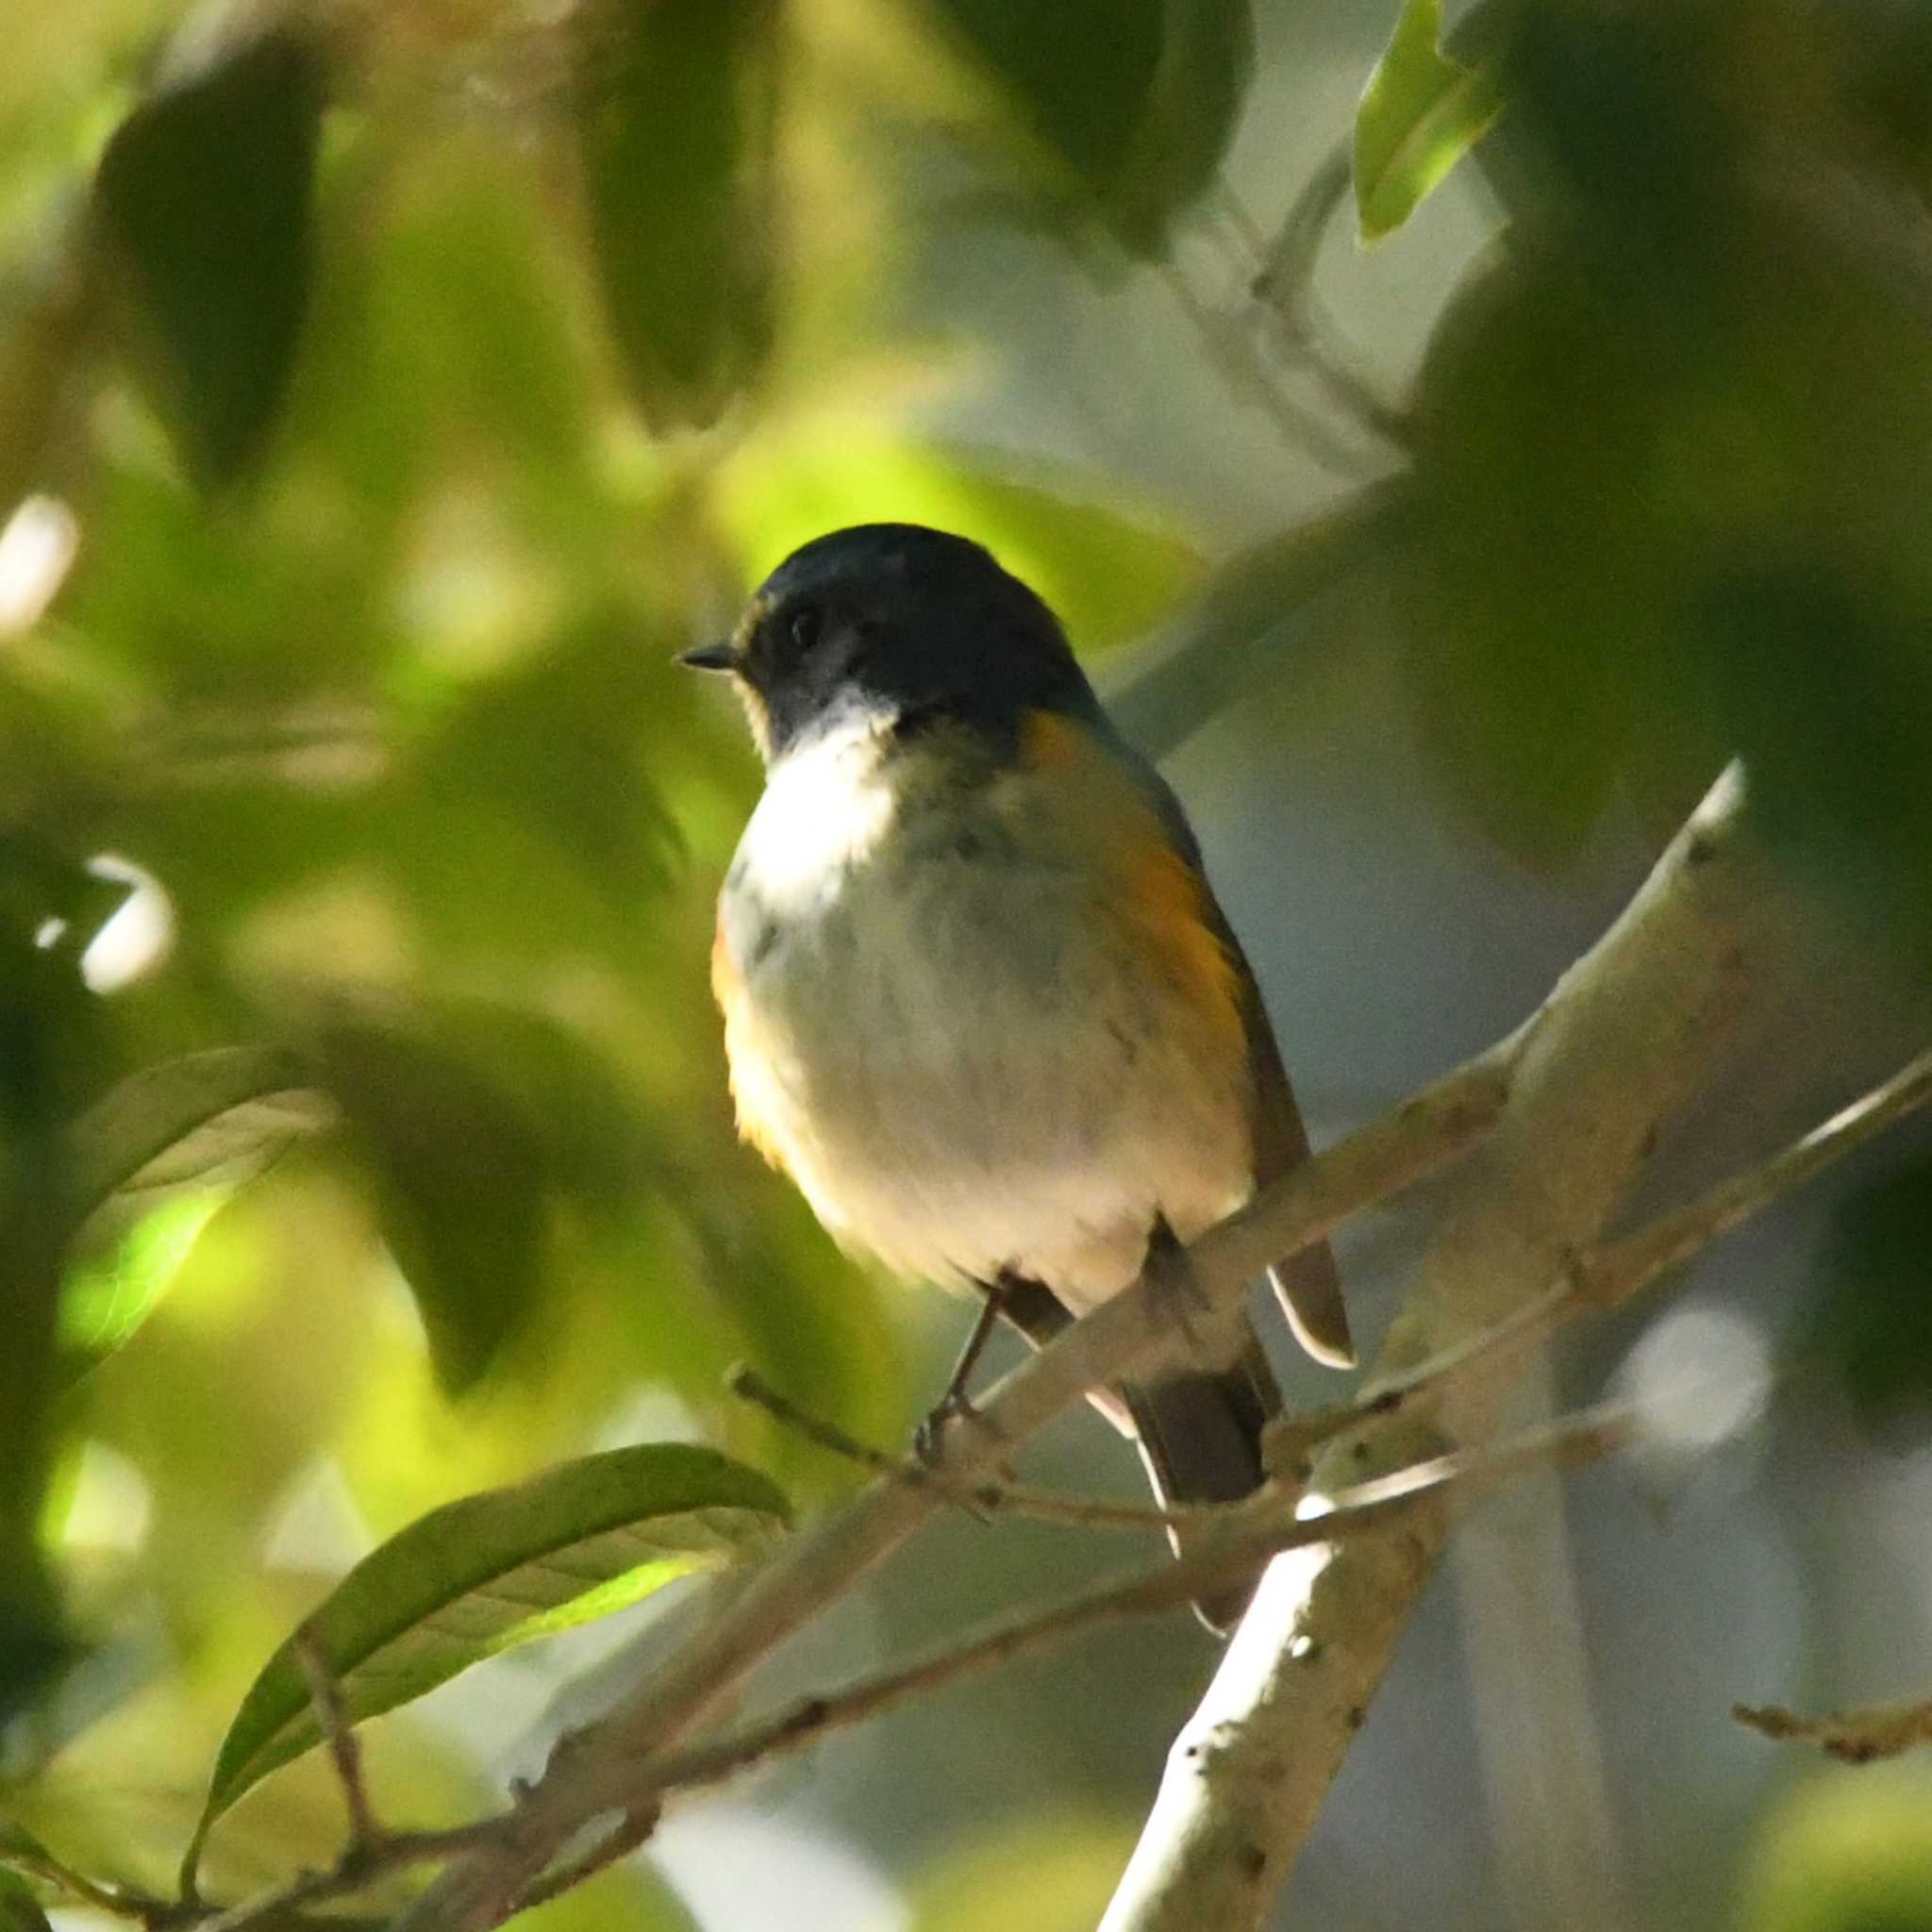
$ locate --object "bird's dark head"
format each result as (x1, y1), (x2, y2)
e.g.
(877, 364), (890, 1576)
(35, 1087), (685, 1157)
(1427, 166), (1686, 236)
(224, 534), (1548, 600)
(679, 523), (1097, 762)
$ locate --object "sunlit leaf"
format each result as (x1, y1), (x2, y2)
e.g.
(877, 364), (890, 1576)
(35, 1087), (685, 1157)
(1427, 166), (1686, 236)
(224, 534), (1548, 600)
(1355, 0), (1501, 241)
(62, 1045), (331, 1229)
(58, 1190), (228, 1360)
(576, 0), (775, 430)
(92, 26), (325, 485)
(184, 1443), (790, 1876)
(712, 432), (1199, 649)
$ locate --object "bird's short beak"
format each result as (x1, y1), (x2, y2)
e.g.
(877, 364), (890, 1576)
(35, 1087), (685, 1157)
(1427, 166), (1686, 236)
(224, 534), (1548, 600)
(676, 640), (741, 675)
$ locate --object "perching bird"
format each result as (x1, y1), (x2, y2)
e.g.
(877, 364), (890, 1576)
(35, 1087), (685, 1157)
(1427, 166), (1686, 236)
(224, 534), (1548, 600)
(683, 523), (1351, 1630)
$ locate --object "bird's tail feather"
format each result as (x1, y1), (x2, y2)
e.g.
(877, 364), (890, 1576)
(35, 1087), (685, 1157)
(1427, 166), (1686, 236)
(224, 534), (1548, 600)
(1121, 1332), (1280, 1635)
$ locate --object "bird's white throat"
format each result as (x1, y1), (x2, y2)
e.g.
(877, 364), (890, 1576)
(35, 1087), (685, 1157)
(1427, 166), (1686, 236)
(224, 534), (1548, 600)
(733, 713), (900, 915)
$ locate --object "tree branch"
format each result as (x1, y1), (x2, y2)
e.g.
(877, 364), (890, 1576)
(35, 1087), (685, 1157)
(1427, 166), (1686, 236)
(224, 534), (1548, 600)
(630, 1403), (1632, 1809)
(1735, 1695), (1932, 1763)
(395, 1044), (1516, 1929)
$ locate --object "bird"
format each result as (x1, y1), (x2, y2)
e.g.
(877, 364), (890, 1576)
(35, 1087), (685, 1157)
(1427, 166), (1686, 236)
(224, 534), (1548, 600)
(682, 522), (1352, 1631)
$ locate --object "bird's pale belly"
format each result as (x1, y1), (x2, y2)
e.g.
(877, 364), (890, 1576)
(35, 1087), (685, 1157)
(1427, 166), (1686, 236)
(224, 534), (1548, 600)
(716, 753), (1256, 1311)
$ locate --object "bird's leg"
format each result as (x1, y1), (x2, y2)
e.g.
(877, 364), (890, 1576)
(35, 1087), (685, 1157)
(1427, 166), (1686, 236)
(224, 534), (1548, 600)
(1143, 1212), (1210, 1349)
(914, 1274), (1014, 1465)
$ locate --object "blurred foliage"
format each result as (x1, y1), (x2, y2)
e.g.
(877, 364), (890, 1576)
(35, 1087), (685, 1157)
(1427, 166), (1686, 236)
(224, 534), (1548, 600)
(0, 0), (1930, 1923)
(187, 1441), (789, 1876)
(1353, 0), (1499, 242)
(1809, 1159), (1932, 1434)
(1737, 1767), (1932, 1932)
(909, 1812), (1138, 1930)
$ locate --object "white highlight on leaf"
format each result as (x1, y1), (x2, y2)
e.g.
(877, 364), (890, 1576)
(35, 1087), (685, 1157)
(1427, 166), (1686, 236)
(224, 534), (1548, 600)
(59, 1440), (152, 1554)
(80, 855), (174, 992)
(0, 493), (79, 635)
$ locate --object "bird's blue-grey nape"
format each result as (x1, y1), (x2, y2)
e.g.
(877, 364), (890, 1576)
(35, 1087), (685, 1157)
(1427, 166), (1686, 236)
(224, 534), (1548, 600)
(730, 522), (1102, 761)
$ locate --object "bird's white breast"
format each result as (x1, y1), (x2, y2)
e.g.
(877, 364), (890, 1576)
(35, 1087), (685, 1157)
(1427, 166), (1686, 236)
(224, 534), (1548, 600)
(715, 714), (1255, 1310)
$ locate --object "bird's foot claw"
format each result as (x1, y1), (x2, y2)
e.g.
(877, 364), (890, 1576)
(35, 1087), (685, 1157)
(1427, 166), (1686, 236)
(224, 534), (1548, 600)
(913, 1389), (990, 1467)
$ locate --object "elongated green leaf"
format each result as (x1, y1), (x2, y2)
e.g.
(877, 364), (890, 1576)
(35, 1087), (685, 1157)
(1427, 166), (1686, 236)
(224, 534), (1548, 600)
(64, 1045), (330, 1219)
(1109, 0), (1255, 257)
(1355, 0), (1501, 241)
(56, 1046), (332, 1369)
(926, 0), (1162, 201)
(577, 0), (775, 430)
(92, 27), (325, 484)
(185, 1443), (790, 1876)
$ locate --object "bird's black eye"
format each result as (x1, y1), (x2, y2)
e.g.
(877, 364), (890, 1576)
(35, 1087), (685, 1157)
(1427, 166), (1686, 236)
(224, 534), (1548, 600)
(787, 606), (822, 656)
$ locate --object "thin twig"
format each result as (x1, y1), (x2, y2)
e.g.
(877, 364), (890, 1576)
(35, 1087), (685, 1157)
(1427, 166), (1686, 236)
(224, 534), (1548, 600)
(191, 1822), (507, 1932)
(1158, 258), (1377, 475)
(1271, 1047), (1932, 1473)
(1735, 1695), (1932, 1763)
(619, 1404), (1631, 1807)
(0, 1831), (171, 1926)
(396, 1046), (1516, 1932)
(295, 1624), (379, 1853)
(1235, 149), (1411, 449)
(1580, 1049), (1932, 1304)
(508, 1804), (660, 1918)
(727, 1363), (1193, 1532)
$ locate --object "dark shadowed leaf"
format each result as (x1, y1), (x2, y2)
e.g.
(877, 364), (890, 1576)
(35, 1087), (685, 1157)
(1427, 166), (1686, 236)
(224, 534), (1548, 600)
(577, 0), (776, 430)
(1810, 1159), (1932, 1431)
(1098, 0), (1255, 255)
(922, 0), (1250, 253)
(0, 1872), (50, 1932)
(1355, 0), (1501, 242)
(1401, 248), (1675, 865)
(92, 27), (325, 486)
(926, 0), (1161, 204)
(317, 1024), (546, 1394)
(183, 1443), (790, 1877)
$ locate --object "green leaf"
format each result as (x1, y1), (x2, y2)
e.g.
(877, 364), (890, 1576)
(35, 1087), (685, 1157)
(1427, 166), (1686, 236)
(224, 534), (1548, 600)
(1355, 0), (1501, 242)
(58, 1191), (230, 1361)
(316, 1024), (546, 1394)
(57, 1046), (333, 1363)
(576, 0), (775, 430)
(921, 0), (1250, 254)
(63, 1045), (331, 1225)
(184, 1442), (790, 1877)
(1809, 1159), (1932, 1431)
(924, 0), (1163, 207)
(0, 1873), (50, 1932)
(92, 26), (325, 485)
(1108, 0), (1255, 257)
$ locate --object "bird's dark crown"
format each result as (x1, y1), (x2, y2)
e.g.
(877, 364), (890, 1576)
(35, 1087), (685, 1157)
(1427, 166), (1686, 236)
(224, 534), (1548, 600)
(688, 523), (1099, 761)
